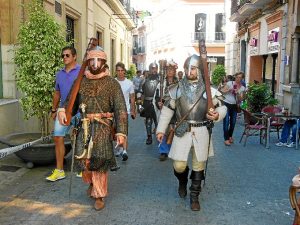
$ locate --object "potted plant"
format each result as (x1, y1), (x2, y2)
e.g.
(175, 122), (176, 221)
(244, 83), (278, 113)
(8, 0), (71, 166)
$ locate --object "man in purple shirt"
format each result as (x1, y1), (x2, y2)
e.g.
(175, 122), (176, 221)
(46, 46), (80, 182)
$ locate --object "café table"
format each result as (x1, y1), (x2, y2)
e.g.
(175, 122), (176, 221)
(262, 112), (300, 149)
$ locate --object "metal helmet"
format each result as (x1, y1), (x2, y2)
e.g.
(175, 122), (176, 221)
(183, 54), (200, 79)
(148, 62), (158, 75)
(166, 59), (178, 69)
(87, 46), (107, 75)
(148, 62), (158, 71)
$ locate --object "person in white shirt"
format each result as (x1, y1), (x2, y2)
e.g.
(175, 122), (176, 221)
(115, 62), (136, 160)
(219, 72), (246, 146)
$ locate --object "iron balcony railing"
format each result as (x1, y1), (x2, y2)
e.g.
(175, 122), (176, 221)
(118, 0), (138, 26)
(215, 32), (226, 41)
(138, 46), (145, 54)
(192, 32), (226, 43)
(231, 0), (252, 15)
(132, 46), (145, 55)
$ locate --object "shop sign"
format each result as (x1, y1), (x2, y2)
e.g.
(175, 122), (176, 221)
(249, 38), (257, 47)
(207, 57), (217, 63)
(267, 27), (280, 53)
(249, 37), (258, 55)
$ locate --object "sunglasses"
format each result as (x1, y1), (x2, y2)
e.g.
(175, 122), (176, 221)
(61, 54), (71, 58)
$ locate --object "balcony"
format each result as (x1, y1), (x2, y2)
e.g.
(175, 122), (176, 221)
(215, 32), (226, 41)
(132, 45), (145, 55)
(118, 0), (131, 14)
(230, 0), (274, 22)
(137, 46), (145, 54)
(105, 0), (136, 29)
(191, 32), (226, 43)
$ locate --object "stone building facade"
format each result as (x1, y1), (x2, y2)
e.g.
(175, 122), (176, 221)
(229, 0), (300, 114)
(0, 0), (136, 135)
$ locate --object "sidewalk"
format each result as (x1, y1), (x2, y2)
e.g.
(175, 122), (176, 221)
(0, 115), (298, 225)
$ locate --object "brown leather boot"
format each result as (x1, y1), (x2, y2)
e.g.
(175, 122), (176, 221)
(190, 170), (204, 211)
(174, 167), (189, 198)
(94, 198), (105, 211)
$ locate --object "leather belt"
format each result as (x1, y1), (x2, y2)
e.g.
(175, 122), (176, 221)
(87, 112), (113, 121)
(144, 97), (153, 101)
(187, 121), (209, 131)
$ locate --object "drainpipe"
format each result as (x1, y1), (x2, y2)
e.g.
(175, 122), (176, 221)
(278, 2), (288, 95)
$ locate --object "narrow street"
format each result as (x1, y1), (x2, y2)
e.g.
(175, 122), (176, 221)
(0, 115), (298, 225)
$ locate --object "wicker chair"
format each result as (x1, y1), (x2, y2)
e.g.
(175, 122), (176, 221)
(239, 109), (267, 146)
(261, 106), (284, 139)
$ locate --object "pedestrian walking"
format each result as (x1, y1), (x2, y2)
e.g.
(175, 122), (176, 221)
(115, 62), (136, 161)
(156, 60), (178, 161)
(140, 62), (160, 145)
(219, 72), (245, 146)
(46, 46), (80, 182)
(57, 46), (128, 211)
(177, 70), (184, 80)
(132, 70), (143, 96)
(156, 54), (226, 211)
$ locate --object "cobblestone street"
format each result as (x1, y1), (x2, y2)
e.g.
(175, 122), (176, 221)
(0, 115), (299, 225)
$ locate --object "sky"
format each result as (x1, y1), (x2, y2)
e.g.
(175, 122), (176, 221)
(130, 0), (176, 15)
(130, 0), (160, 12)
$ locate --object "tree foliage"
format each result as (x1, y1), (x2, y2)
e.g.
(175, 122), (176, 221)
(14, 0), (68, 135)
(126, 64), (137, 80)
(211, 65), (226, 86)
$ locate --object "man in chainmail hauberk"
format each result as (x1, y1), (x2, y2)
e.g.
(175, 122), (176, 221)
(156, 54), (227, 211)
(58, 46), (128, 211)
(139, 62), (160, 145)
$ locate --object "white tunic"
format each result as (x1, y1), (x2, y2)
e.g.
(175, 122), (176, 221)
(156, 88), (227, 162)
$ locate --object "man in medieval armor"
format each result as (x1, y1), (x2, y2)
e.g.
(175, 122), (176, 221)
(57, 46), (128, 211)
(139, 62), (160, 145)
(156, 60), (178, 161)
(156, 54), (227, 211)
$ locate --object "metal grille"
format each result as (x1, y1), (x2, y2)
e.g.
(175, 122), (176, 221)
(66, 16), (75, 46)
(55, 1), (62, 16)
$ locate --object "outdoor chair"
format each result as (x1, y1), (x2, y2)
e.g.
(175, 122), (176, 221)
(239, 109), (267, 147)
(261, 106), (284, 139)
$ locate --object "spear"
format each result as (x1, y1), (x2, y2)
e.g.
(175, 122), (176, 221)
(199, 39), (214, 186)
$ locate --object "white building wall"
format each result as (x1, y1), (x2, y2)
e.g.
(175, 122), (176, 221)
(224, 0), (237, 75)
(145, 1), (225, 71)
